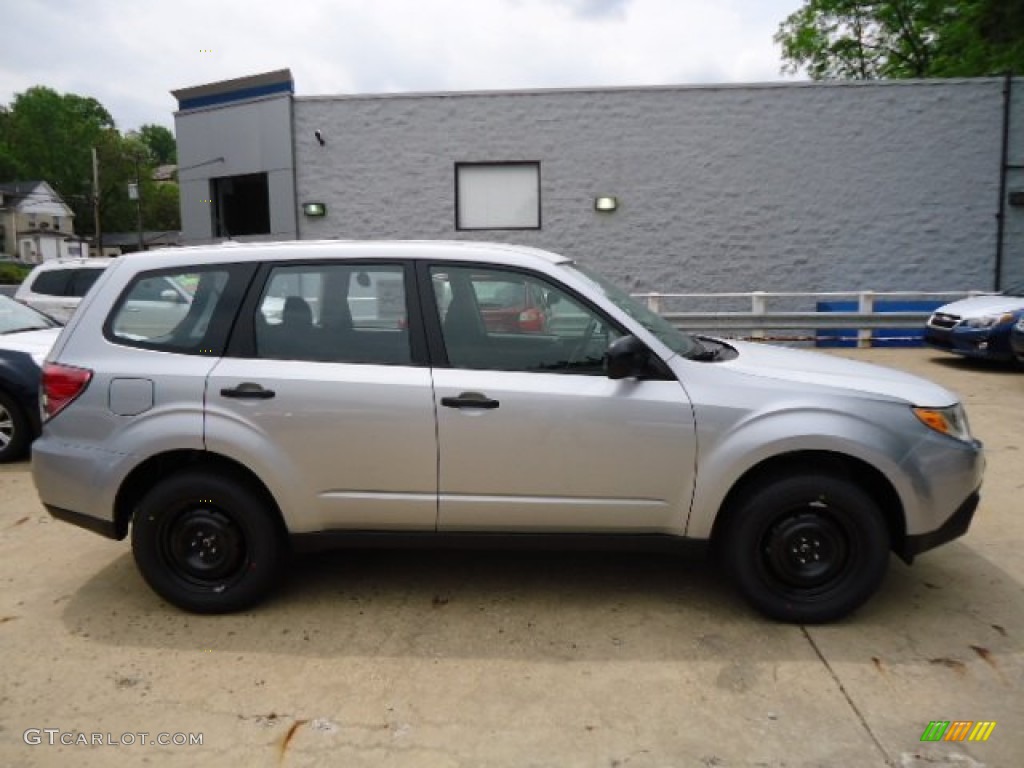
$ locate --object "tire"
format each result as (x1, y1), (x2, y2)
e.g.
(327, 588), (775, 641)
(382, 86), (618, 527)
(722, 473), (890, 624)
(0, 390), (31, 463)
(131, 470), (285, 614)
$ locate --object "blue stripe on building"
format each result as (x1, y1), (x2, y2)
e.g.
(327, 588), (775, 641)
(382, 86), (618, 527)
(177, 80), (294, 111)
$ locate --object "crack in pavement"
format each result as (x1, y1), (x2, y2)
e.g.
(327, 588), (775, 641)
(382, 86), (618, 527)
(801, 625), (893, 766)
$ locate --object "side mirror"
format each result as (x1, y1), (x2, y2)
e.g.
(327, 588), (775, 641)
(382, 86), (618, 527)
(160, 288), (181, 303)
(605, 335), (648, 380)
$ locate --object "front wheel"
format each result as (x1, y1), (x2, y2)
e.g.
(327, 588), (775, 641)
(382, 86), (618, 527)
(131, 471), (285, 613)
(722, 474), (890, 624)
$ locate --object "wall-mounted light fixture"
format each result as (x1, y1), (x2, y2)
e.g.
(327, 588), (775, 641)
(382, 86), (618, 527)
(594, 196), (618, 212)
(302, 202), (327, 217)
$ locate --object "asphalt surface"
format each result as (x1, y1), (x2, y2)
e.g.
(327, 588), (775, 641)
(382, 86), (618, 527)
(1, 348), (1021, 767)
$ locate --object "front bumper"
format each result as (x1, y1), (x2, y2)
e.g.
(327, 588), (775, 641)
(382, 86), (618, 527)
(898, 491), (979, 562)
(924, 325), (1016, 361)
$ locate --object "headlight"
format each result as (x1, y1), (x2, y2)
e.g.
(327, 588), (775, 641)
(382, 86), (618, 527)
(913, 404), (972, 442)
(962, 313), (1015, 329)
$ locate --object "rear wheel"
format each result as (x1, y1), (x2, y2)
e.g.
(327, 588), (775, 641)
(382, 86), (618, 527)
(0, 390), (31, 463)
(722, 474), (890, 623)
(131, 471), (285, 613)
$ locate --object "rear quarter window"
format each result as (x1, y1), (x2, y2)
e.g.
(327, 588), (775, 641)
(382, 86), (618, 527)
(105, 264), (254, 355)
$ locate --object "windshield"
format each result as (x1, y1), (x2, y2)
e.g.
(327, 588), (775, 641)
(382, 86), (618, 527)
(561, 264), (699, 357)
(0, 295), (58, 334)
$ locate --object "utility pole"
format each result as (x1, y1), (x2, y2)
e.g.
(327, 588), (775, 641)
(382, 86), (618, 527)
(91, 147), (102, 258)
(129, 152), (143, 252)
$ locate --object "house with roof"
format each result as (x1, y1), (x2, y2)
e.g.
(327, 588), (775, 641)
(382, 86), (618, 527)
(0, 180), (88, 262)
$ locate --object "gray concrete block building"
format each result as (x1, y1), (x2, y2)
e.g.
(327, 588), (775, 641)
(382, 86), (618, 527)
(172, 69), (1024, 294)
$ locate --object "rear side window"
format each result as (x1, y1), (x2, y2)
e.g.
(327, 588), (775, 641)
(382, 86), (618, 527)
(67, 268), (104, 297)
(29, 270), (71, 296)
(253, 263), (412, 364)
(106, 265), (253, 355)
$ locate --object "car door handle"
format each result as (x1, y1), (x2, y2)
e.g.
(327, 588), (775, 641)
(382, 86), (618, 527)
(220, 383), (276, 399)
(441, 392), (500, 410)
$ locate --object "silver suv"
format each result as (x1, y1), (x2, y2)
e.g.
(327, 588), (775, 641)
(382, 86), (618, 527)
(33, 241), (984, 622)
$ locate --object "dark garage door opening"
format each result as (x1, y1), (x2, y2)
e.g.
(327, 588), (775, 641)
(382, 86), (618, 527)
(211, 173), (270, 237)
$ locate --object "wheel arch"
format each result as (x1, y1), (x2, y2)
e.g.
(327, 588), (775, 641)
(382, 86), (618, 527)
(113, 449), (286, 540)
(708, 450), (906, 558)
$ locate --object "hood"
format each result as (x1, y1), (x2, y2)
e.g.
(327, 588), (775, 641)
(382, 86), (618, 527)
(0, 328), (62, 366)
(714, 340), (958, 406)
(933, 295), (1024, 318)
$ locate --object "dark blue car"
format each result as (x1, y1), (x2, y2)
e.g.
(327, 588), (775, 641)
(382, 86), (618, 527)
(1011, 312), (1024, 365)
(925, 282), (1024, 363)
(0, 295), (62, 461)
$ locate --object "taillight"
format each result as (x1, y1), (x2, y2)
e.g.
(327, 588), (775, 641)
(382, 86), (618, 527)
(41, 363), (93, 420)
(518, 308), (543, 332)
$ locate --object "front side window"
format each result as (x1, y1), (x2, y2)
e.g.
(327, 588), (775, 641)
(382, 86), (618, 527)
(255, 263), (411, 365)
(431, 265), (619, 373)
(455, 162), (540, 230)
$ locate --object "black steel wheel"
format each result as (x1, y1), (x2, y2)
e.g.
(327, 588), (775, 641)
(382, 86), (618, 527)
(132, 470), (284, 613)
(723, 473), (890, 623)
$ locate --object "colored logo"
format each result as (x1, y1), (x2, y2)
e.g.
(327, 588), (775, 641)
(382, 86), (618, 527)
(920, 721), (996, 742)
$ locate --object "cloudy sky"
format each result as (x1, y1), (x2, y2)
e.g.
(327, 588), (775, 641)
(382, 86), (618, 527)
(2, 0), (804, 132)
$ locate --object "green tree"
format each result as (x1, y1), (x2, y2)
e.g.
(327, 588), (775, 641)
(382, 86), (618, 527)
(95, 132), (181, 236)
(144, 182), (181, 231)
(0, 87), (182, 240)
(0, 86), (116, 235)
(94, 131), (146, 235)
(0, 107), (19, 181)
(776, 0), (1024, 79)
(931, 0), (1024, 76)
(137, 123), (177, 165)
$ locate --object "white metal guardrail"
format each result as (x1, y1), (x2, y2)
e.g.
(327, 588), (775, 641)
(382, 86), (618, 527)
(633, 290), (988, 347)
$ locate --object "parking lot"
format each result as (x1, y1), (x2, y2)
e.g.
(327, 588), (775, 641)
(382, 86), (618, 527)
(1, 348), (1021, 768)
